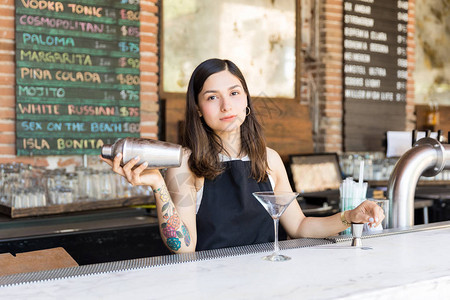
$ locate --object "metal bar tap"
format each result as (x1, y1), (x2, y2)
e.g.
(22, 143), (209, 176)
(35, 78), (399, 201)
(387, 137), (450, 228)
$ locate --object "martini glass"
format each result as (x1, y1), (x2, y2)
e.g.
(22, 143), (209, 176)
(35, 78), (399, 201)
(253, 191), (299, 261)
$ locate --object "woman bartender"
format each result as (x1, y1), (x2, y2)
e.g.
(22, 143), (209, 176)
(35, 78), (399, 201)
(101, 58), (384, 253)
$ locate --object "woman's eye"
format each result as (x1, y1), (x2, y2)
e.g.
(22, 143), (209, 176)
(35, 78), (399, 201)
(231, 91), (239, 96)
(207, 95), (217, 101)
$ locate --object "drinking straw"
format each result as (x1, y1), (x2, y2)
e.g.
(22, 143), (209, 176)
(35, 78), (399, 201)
(345, 178), (351, 210)
(358, 160), (365, 204)
(359, 160), (364, 185)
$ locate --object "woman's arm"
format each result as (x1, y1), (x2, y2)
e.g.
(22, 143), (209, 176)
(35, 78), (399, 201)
(162, 150), (198, 253)
(100, 150), (197, 253)
(266, 148), (384, 238)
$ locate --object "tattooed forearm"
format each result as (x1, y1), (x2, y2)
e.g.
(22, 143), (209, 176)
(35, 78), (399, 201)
(154, 185), (191, 251)
(153, 185), (170, 203)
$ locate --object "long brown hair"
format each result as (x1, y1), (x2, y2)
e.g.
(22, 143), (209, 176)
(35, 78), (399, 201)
(181, 58), (269, 182)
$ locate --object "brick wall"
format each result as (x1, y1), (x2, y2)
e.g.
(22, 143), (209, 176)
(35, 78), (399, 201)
(0, 0), (16, 163)
(405, 0), (416, 131)
(139, 0), (160, 140)
(0, 0), (160, 168)
(317, 0), (344, 153)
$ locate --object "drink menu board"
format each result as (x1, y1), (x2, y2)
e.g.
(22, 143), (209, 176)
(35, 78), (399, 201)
(15, 0), (141, 156)
(343, 0), (408, 151)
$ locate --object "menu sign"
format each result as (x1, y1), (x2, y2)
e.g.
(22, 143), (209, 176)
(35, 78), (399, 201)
(343, 0), (408, 151)
(15, 0), (141, 156)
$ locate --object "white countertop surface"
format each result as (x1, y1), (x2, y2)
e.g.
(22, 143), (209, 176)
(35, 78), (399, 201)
(2, 225), (450, 299)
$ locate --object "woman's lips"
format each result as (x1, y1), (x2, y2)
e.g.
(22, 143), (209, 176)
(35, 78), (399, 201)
(220, 115), (237, 121)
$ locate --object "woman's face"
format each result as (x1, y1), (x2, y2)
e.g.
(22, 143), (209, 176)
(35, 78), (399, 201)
(197, 70), (248, 135)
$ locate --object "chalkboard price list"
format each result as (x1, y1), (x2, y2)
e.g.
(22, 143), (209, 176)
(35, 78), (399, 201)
(15, 0), (141, 156)
(343, 0), (408, 103)
(343, 0), (409, 151)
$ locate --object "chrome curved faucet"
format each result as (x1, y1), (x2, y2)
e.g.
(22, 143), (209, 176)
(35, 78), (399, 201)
(387, 137), (450, 228)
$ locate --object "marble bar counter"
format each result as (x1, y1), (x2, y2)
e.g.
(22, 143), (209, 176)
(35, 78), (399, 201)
(2, 222), (450, 299)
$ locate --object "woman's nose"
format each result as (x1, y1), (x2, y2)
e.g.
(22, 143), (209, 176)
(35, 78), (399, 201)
(220, 97), (232, 112)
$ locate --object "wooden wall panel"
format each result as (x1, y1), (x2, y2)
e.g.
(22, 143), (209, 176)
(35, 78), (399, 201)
(254, 98), (314, 161)
(344, 99), (406, 151)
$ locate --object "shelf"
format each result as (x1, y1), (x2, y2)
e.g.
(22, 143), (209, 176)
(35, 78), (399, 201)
(0, 196), (155, 219)
(367, 180), (450, 187)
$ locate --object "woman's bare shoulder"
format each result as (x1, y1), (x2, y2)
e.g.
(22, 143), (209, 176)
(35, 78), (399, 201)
(266, 147), (283, 165)
(266, 147), (286, 177)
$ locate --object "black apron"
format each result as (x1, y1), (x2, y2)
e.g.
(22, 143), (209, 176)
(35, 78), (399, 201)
(196, 160), (287, 251)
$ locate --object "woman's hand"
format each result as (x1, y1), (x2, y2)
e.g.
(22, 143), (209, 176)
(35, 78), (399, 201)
(347, 200), (385, 228)
(99, 153), (164, 189)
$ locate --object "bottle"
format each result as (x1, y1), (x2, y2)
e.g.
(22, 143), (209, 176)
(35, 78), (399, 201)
(101, 138), (182, 169)
(425, 99), (440, 131)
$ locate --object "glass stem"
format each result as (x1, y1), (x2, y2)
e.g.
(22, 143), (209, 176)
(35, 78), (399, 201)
(273, 218), (280, 255)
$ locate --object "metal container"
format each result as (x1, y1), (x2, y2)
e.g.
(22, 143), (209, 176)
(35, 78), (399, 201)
(351, 223), (364, 247)
(101, 138), (182, 169)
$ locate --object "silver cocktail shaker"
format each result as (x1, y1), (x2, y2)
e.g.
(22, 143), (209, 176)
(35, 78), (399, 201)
(101, 138), (182, 169)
